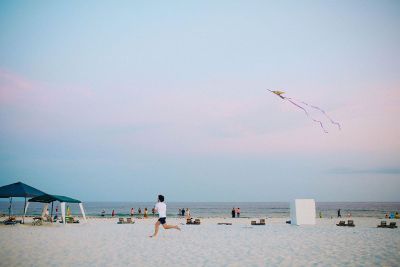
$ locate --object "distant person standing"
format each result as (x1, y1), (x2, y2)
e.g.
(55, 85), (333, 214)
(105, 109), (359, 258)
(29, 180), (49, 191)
(152, 207), (155, 216)
(185, 208), (191, 219)
(150, 195), (180, 238)
(144, 208), (148, 218)
(236, 208), (240, 218)
(130, 208), (134, 217)
(101, 209), (105, 217)
(181, 208), (185, 217)
(337, 209), (341, 218)
(178, 208), (182, 216)
(232, 208), (236, 218)
(138, 208), (142, 215)
(112, 209), (115, 217)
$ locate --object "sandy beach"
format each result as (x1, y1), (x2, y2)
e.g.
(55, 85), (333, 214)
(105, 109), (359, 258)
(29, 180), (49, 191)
(1, 217), (399, 267)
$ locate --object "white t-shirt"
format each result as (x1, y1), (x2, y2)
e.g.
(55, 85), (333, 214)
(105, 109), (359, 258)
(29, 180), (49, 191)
(155, 202), (167, 218)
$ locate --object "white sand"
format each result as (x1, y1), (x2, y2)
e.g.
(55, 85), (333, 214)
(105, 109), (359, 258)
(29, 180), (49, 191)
(1, 217), (399, 266)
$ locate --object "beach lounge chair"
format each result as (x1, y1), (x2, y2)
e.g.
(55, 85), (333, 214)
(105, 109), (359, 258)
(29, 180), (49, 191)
(126, 218), (135, 224)
(186, 218), (201, 225)
(61, 216), (79, 224)
(377, 221), (387, 228)
(388, 222), (397, 229)
(347, 220), (355, 227)
(251, 219), (266, 226)
(32, 217), (43, 226)
(4, 220), (18, 225)
(3, 216), (22, 225)
(336, 221), (346, 226)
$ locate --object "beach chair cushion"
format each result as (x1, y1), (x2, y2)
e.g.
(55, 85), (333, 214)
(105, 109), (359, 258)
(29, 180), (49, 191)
(336, 221), (346, 226)
(378, 221), (387, 228)
(347, 220), (355, 227)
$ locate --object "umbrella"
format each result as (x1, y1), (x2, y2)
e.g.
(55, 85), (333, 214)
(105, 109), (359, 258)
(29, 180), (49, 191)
(0, 181), (46, 223)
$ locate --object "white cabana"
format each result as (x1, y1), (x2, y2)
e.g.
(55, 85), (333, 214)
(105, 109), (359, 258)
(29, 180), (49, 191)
(290, 199), (316, 225)
(25, 194), (87, 224)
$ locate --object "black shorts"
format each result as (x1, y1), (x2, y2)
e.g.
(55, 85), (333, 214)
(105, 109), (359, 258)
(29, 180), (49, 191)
(158, 217), (166, 224)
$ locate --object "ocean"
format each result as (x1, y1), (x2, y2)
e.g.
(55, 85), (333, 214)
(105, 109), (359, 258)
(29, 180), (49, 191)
(1, 201), (399, 218)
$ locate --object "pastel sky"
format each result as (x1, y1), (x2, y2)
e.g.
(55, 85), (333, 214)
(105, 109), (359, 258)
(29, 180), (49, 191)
(0, 1), (399, 201)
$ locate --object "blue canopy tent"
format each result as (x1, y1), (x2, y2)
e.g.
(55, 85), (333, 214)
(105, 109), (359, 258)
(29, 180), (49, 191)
(26, 194), (87, 224)
(0, 181), (46, 223)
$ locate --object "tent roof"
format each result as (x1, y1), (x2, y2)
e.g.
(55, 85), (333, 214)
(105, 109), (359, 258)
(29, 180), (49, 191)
(0, 182), (46, 198)
(29, 194), (81, 203)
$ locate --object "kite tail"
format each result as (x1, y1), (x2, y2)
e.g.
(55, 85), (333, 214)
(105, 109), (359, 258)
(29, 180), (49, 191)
(286, 99), (328, 133)
(294, 99), (341, 130)
(308, 104), (341, 130)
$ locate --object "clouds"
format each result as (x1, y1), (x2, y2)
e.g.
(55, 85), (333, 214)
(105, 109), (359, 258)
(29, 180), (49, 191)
(1, 67), (399, 160)
(329, 167), (400, 175)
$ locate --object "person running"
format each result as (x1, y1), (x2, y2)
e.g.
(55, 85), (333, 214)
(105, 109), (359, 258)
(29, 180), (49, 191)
(150, 195), (180, 238)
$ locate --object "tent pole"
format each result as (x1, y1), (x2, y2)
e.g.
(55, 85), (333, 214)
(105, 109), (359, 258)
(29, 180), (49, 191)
(51, 201), (54, 218)
(24, 202), (30, 222)
(8, 197), (12, 218)
(22, 197), (27, 224)
(79, 203), (87, 223)
(61, 202), (66, 225)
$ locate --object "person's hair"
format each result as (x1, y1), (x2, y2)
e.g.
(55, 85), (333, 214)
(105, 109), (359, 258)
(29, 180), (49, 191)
(158, 195), (164, 202)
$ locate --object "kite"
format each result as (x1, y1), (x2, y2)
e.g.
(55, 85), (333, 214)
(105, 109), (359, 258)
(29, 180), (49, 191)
(268, 89), (341, 133)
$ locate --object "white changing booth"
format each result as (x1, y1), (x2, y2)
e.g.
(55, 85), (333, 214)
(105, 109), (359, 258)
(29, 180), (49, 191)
(290, 199), (316, 225)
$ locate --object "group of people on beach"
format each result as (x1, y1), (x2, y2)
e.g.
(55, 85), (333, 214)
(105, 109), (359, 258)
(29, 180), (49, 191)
(129, 207), (156, 218)
(385, 212), (399, 219)
(102, 207), (156, 218)
(178, 208), (191, 218)
(231, 207), (241, 218)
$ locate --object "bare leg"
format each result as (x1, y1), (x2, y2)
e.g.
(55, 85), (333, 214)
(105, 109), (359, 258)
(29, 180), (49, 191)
(150, 221), (161, 238)
(163, 224), (181, 231)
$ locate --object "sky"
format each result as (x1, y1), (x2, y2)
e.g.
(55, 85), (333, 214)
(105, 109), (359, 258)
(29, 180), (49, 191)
(0, 0), (399, 202)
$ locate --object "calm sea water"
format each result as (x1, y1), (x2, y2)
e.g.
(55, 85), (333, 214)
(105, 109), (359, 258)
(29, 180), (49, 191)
(1, 201), (399, 218)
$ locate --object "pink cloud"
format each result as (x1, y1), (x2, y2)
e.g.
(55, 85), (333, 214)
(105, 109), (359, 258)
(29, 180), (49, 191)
(1, 68), (399, 163)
